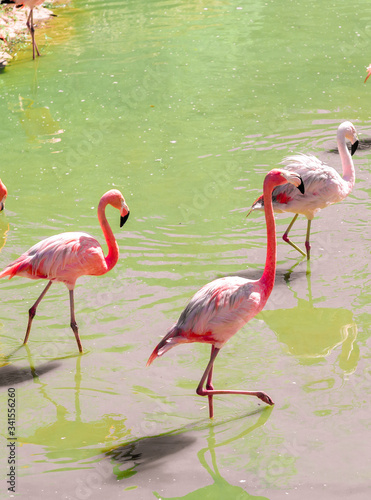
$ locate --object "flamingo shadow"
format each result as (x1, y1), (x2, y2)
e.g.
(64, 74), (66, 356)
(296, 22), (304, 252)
(219, 256), (308, 285)
(106, 406), (273, 495)
(0, 361), (60, 387)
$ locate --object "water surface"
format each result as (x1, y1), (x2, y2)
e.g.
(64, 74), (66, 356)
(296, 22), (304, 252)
(0, 0), (370, 499)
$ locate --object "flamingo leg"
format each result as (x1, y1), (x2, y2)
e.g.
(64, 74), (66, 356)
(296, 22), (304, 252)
(282, 214), (306, 257)
(24, 280), (53, 345)
(196, 346), (274, 419)
(69, 289), (83, 353)
(206, 346), (216, 418)
(305, 220), (312, 260)
(26, 9), (40, 59)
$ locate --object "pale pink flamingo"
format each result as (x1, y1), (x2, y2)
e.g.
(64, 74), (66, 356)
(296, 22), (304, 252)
(147, 169), (304, 418)
(0, 178), (7, 211)
(0, 190), (130, 353)
(248, 121), (359, 260)
(364, 64), (371, 83)
(2, 0), (46, 59)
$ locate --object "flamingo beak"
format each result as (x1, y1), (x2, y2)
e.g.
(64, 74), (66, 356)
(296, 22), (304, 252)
(297, 177), (305, 194)
(0, 202), (4, 212)
(120, 212), (130, 227)
(351, 140), (359, 156)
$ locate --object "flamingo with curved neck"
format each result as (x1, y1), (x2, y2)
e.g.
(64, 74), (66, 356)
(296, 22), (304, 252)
(248, 121), (359, 259)
(147, 169), (304, 418)
(0, 189), (130, 353)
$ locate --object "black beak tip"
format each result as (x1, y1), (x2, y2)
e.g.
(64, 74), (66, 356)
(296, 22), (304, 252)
(120, 211), (130, 227)
(351, 140), (359, 156)
(0, 202), (4, 212)
(298, 178), (305, 195)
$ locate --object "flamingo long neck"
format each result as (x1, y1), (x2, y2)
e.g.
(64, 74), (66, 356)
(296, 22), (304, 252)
(259, 178), (277, 299)
(98, 196), (119, 272)
(337, 129), (355, 191)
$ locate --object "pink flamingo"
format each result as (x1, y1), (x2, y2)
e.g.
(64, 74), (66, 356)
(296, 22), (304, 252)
(0, 190), (130, 353)
(364, 64), (371, 83)
(2, 0), (46, 59)
(147, 169), (304, 418)
(248, 121), (359, 260)
(0, 179), (7, 211)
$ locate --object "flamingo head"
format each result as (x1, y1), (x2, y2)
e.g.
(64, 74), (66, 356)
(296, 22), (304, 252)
(101, 189), (130, 227)
(118, 195), (130, 227)
(338, 121), (359, 156)
(265, 169), (305, 194)
(364, 64), (371, 83)
(0, 179), (7, 211)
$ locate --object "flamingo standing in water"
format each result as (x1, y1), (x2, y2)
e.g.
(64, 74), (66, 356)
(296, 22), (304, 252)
(0, 179), (7, 211)
(248, 121), (359, 259)
(364, 64), (371, 83)
(147, 169), (304, 418)
(0, 190), (130, 353)
(1, 0), (46, 59)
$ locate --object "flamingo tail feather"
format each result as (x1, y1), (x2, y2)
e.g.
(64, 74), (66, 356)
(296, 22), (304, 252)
(146, 326), (184, 366)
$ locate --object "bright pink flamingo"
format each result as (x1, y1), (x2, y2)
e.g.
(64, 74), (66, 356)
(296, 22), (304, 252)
(147, 169), (304, 418)
(0, 190), (130, 353)
(0, 178), (7, 211)
(364, 64), (371, 83)
(248, 121), (359, 260)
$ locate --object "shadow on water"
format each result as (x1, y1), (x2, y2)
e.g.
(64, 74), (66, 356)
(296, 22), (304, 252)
(329, 136), (371, 153)
(0, 359), (60, 387)
(109, 433), (197, 478)
(107, 407), (274, 498)
(154, 410), (273, 500)
(220, 258), (309, 285)
(259, 266), (359, 375)
(0, 344), (61, 385)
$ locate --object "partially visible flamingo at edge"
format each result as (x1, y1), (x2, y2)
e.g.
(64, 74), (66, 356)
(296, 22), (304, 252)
(0, 178), (7, 211)
(147, 169), (305, 418)
(248, 121), (359, 260)
(0, 0), (46, 59)
(0, 189), (130, 353)
(364, 64), (371, 83)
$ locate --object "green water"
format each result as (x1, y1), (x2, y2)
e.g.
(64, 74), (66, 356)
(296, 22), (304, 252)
(0, 0), (370, 498)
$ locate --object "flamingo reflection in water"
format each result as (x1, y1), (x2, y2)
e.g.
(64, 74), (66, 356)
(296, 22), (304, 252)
(260, 266), (359, 376)
(153, 409), (274, 500)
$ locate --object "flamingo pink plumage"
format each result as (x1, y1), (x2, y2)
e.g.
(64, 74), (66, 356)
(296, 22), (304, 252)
(0, 178), (7, 211)
(364, 64), (371, 83)
(0, 189), (130, 353)
(147, 169), (305, 418)
(248, 121), (359, 259)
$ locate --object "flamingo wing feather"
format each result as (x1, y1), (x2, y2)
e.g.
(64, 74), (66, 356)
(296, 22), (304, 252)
(147, 276), (262, 365)
(0, 232), (105, 284)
